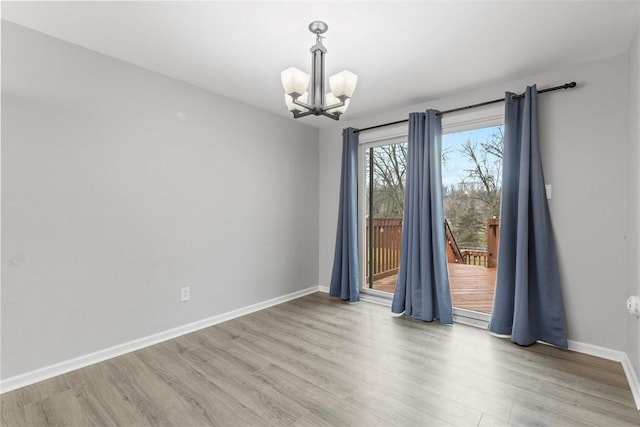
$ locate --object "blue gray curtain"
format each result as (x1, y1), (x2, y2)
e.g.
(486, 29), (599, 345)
(330, 128), (360, 302)
(489, 85), (568, 348)
(392, 111), (453, 324)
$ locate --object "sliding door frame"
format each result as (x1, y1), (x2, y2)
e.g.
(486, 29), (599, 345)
(358, 126), (408, 299)
(357, 105), (505, 322)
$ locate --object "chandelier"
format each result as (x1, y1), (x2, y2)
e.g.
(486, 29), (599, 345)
(281, 21), (358, 120)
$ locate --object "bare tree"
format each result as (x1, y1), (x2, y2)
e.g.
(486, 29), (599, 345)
(460, 141), (501, 216)
(445, 126), (504, 248)
(366, 143), (407, 218)
(366, 126), (504, 249)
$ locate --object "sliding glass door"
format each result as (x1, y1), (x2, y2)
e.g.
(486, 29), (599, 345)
(442, 124), (503, 314)
(363, 140), (407, 292)
(358, 117), (503, 317)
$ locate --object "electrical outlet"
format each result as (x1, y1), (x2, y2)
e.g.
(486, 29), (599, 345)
(180, 286), (191, 302)
(627, 295), (640, 316)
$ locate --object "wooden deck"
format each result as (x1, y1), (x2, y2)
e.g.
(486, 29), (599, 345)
(369, 263), (497, 314)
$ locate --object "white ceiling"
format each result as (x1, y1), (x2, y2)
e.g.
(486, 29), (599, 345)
(2, 1), (639, 128)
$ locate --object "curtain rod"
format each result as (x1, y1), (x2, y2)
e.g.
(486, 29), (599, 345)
(355, 81), (577, 134)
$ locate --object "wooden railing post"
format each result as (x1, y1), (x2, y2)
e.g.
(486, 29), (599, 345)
(365, 217), (403, 282)
(487, 217), (500, 268)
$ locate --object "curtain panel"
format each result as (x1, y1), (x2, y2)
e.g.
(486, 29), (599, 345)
(489, 85), (568, 348)
(330, 128), (360, 302)
(392, 111), (453, 324)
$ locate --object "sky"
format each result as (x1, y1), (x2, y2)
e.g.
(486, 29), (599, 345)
(441, 125), (503, 187)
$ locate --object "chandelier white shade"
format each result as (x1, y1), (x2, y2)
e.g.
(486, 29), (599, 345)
(281, 67), (310, 97)
(329, 70), (358, 98)
(280, 21), (357, 120)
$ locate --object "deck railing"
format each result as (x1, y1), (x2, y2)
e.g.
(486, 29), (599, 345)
(460, 249), (490, 267)
(366, 217), (500, 281)
(365, 218), (403, 281)
(447, 217), (500, 267)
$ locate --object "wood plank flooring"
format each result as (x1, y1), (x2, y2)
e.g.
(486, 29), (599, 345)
(2, 292), (639, 426)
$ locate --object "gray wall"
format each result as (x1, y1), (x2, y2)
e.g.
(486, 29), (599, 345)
(1, 22), (319, 379)
(319, 54), (635, 354)
(627, 20), (640, 377)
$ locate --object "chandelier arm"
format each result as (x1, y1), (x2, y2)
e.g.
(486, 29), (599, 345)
(321, 111), (341, 121)
(293, 110), (315, 119)
(292, 98), (313, 111)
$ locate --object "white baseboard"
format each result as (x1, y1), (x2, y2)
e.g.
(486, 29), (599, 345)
(0, 286), (319, 394)
(567, 339), (626, 362)
(568, 339), (640, 410)
(621, 353), (640, 410)
(318, 285), (330, 293)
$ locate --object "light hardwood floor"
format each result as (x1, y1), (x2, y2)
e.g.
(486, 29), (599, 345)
(2, 292), (639, 426)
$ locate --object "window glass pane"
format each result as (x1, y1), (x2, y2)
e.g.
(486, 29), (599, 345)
(365, 142), (407, 291)
(443, 124), (503, 314)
